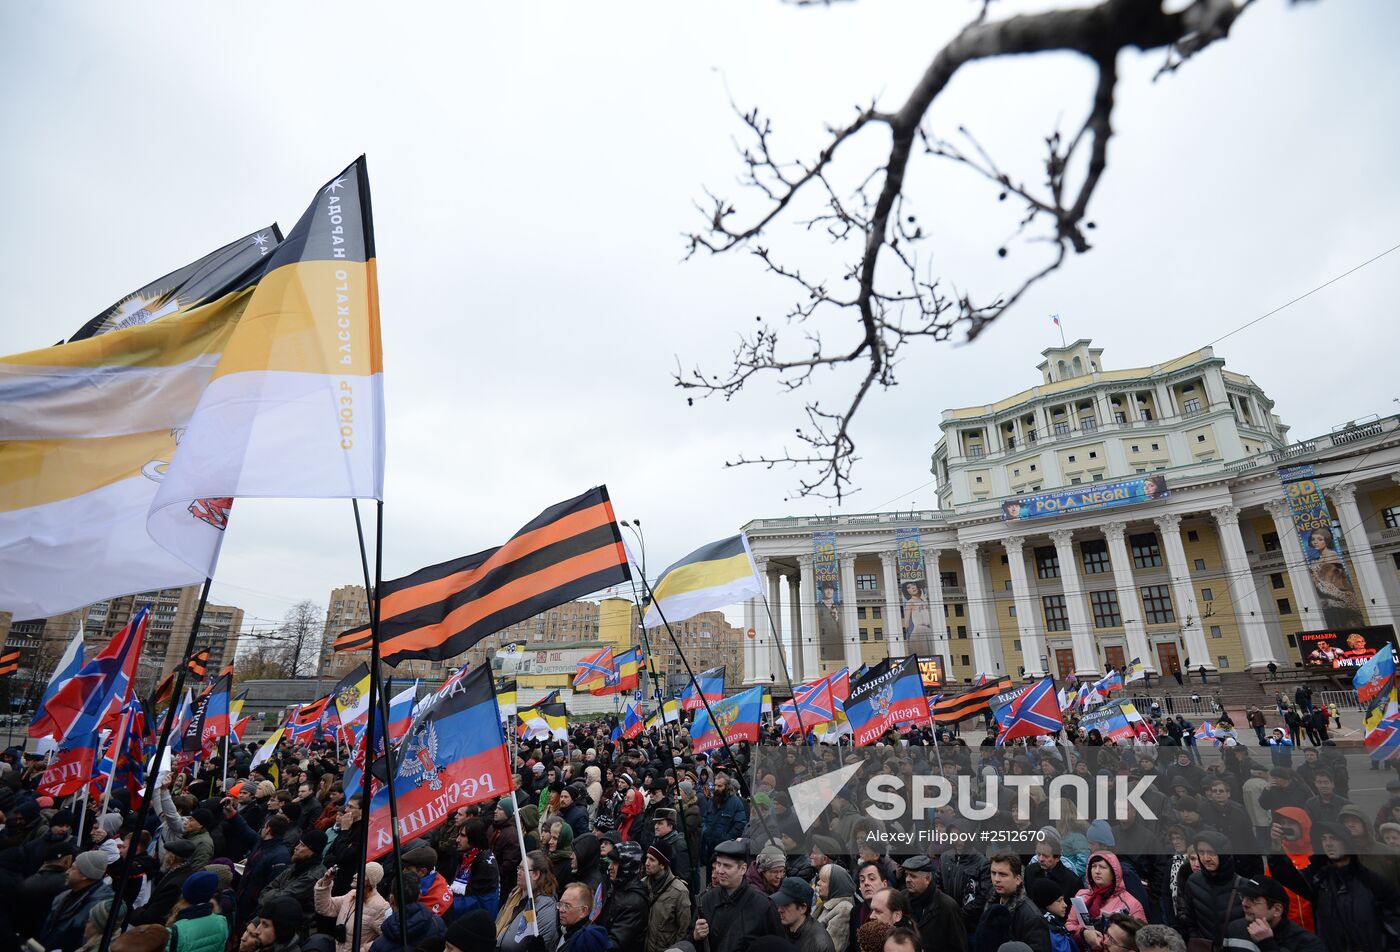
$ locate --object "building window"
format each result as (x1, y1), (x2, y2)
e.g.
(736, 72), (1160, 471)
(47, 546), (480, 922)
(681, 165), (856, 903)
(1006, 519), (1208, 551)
(1090, 590), (1121, 628)
(872, 607), (882, 619)
(1262, 532), (1281, 552)
(1014, 639), (1022, 651)
(1141, 409), (1154, 421)
(1197, 434), (1207, 443)
(1092, 473), (1104, 482)
(1009, 606), (1017, 617)
(857, 607), (867, 619)
(860, 627), (868, 641)
(957, 626), (967, 639)
(1187, 530), (1199, 542)
(1140, 585), (1175, 624)
(1004, 579), (1013, 591)
(1184, 397), (1202, 414)
(1071, 477), (1082, 485)
(1029, 464), (1037, 471)
(1054, 422), (1071, 435)
(1150, 443), (1160, 451)
(1089, 451), (1098, 459)
(1218, 656), (1230, 669)
(1114, 412), (1127, 424)
(1193, 558), (1206, 571)
(940, 572), (959, 588)
(1131, 445), (1140, 453)
(1081, 540), (1111, 575)
(955, 603), (965, 617)
(1277, 598), (1292, 615)
(1042, 595), (1070, 632)
(1082, 418), (1097, 432)
(1068, 455), (1076, 463)
(1270, 573), (1285, 590)
(1210, 625), (1223, 638)
(975, 476), (983, 483)
(874, 627), (884, 640)
(1035, 547), (1061, 580)
(856, 574), (878, 591)
(1200, 587), (1214, 602)
(962, 655), (971, 666)
(1130, 533), (1163, 569)
(1384, 507), (1400, 529)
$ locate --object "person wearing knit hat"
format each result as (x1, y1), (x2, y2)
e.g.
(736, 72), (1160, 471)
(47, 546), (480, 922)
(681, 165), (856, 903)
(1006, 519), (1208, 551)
(445, 907), (496, 952)
(256, 779), (276, 799)
(80, 898), (126, 951)
(36, 852), (112, 952)
(313, 859), (390, 952)
(752, 845), (786, 895)
(257, 894), (305, 946)
(168, 870), (229, 951)
(1029, 878), (1067, 917)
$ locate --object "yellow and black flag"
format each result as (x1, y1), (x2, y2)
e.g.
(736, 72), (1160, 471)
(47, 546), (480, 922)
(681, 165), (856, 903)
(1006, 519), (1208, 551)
(151, 648), (212, 708)
(931, 676), (1014, 723)
(342, 487), (630, 666)
(66, 226), (282, 342)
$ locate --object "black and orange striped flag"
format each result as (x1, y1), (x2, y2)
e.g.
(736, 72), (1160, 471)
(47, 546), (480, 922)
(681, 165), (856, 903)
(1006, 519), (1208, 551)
(0, 650), (20, 677)
(341, 486), (631, 666)
(152, 649), (213, 708)
(930, 676), (1014, 723)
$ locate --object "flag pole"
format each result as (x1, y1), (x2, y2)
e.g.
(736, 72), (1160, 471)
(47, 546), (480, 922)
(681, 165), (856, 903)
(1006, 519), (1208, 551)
(351, 499), (411, 952)
(102, 577), (214, 948)
(101, 705), (133, 815)
(638, 574), (778, 847)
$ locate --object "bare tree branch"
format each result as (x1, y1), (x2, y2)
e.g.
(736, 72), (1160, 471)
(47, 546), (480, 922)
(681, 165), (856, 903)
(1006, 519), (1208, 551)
(679, 0), (1256, 501)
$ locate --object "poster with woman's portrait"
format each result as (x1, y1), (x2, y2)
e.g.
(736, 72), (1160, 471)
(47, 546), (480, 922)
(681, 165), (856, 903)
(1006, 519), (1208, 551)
(1280, 464), (1366, 629)
(812, 530), (843, 662)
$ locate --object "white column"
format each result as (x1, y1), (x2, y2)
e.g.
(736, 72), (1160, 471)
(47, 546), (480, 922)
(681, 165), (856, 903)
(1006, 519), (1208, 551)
(1003, 536), (1046, 677)
(1103, 522), (1154, 672)
(743, 596), (759, 686)
(958, 542), (998, 677)
(1332, 483), (1395, 626)
(1264, 500), (1323, 626)
(839, 553), (864, 671)
(925, 548), (951, 668)
(1212, 505), (1279, 670)
(746, 558), (772, 685)
(797, 555), (820, 678)
(786, 572), (804, 684)
(879, 551), (907, 658)
(765, 568), (785, 683)
(1049, 528), (1099, 677)
(1156, 513), (1213, 671)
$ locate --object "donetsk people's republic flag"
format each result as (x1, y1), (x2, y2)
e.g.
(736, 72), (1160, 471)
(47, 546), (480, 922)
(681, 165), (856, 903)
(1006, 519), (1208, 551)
(846, 656), (929, 746)
(366, 664), (512, 860)
(642, 534), (762, 629)
(357, 487), (631, 665)
(689, 686), (763, 755)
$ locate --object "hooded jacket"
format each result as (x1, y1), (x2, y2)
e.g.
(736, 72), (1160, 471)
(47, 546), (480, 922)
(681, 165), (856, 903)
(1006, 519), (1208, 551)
(646, 868), (693, 952)
(1068, 852), (1147, 939)
(938, 849), (992, 933)
(1180, 833), (1245, 944)
(1268, 823), (1400, 952)
(1268, 807), (1316, 933)
(571, 833), (606, 898)
(39, 879), (114, 952)
(817, 864), (857, 952)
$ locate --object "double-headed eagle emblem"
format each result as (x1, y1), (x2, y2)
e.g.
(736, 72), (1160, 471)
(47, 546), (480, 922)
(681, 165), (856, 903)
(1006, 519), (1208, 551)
(398, 719), (444, 791)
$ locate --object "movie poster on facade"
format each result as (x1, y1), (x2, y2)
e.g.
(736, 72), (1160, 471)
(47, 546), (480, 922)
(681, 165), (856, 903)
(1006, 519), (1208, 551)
(812, 530), (843, 663)
(1000, 474), (1168, 522)
(894, 527), (937, 654)
(1279, 464), (1366, 628)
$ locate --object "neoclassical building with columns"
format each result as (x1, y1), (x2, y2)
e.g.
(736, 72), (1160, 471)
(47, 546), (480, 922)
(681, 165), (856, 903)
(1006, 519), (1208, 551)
(742, 341), (1400, 687)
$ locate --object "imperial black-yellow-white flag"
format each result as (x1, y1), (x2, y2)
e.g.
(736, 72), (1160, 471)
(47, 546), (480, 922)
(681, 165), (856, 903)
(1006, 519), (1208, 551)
(0, 159), (384, 617)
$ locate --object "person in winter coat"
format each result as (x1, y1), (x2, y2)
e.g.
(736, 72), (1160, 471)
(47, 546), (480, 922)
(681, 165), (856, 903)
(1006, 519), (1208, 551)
(776, 876), (836, 952)
(165, 870), (230, 952)
(257, 828), (327, 942)
(973, 853), (1051, 952)
(497, 851), (561, 952)
(597, 842), (649, 952)
(37, 851), (114, 952)
(570, 832), (606, 898)
(643, 840), (692, 952)
(232, 813), (293, 931)
(901, 855), (967, 952)
(20, 840), (75, 938)
(313, 860), (390, 952)
(694, 840), (786, 952)
(131, 838), (203, 928)
(369, 872), (447, 952)
(1268, 822), (1400, 952)
(1024, 836), (1084, 907)
(1179, 831), (1245, 947)
(559, 786), (592, 838)
(1225, 876), (1327, 952)
(490, 799), (524, 898)
(450, 818), (501, 917)
(651, 808), (694, 893)
(585, 765), (605, 821)
(557, 881), (613, 952)
(699, 774), (748, 863)
(816, 861), (857, 952)
(937, 833), (992, 935)
(546, 818), (576, 893)
(1068, 852), (1148, 949)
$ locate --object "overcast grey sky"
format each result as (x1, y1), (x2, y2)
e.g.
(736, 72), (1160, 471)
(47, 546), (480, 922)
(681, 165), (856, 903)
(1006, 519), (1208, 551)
(3, 1), (1397, 640)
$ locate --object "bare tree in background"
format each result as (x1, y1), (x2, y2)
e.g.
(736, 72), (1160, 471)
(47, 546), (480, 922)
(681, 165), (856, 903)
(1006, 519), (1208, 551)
(233, 643), (293, 682)
(679, 0), (1267, 501)
(272, 600), (324, 677)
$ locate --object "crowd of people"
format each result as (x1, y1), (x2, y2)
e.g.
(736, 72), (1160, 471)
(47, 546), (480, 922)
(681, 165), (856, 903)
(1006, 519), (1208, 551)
(2, 689), (1399, 952)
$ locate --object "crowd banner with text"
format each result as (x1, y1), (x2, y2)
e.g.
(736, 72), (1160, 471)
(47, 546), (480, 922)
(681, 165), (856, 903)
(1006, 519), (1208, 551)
(1279, 464), (1367, 628)
(1001, 474), (1169, 522)
(812, 530), (843, 664)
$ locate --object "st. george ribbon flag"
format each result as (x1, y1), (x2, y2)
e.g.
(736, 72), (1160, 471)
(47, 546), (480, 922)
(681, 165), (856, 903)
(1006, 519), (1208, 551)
(0, 159), (383, 617)
(364, 664), (512, 860)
